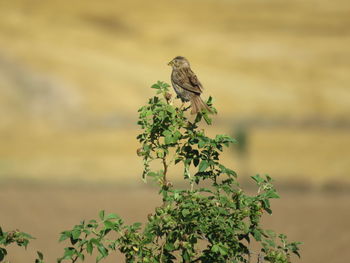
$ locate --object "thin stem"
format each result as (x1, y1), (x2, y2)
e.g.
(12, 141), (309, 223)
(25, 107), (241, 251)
(162, 155), (168, 186)
(71, 233), (88, 263)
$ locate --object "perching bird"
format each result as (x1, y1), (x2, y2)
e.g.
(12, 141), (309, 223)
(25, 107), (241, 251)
(168, 56), (211, 115)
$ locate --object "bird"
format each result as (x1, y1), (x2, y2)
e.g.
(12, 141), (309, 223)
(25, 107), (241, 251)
(168, 56), (211, 115)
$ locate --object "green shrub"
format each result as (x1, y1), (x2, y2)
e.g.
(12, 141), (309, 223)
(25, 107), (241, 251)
(0, 81), (301, 263)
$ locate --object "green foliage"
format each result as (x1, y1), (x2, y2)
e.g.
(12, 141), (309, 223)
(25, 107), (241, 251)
(0, 227), (34, 262)
(0, 81), (301, 262)
(132, 83), (301, 262)
(56, 213), (125, 263)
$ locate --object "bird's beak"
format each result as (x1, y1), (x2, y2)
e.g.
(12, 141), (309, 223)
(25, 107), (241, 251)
(167, 60), (173, 66)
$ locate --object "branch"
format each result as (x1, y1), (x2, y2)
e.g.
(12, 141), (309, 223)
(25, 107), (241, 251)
(162, 156), (168, 186)
(71, 233), (88, 263)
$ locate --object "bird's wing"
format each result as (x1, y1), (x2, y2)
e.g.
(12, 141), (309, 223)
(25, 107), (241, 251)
(173, 68), (202, 94)
(187, 68), (204, 92)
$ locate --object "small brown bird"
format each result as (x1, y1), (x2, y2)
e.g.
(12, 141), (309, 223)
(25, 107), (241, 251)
(168, 56), (211, 115)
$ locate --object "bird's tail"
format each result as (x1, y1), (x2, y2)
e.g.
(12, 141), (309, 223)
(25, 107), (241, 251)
(190, 96), (212, 115)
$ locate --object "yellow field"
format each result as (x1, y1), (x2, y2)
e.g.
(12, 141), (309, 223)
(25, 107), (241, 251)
(0, 0), (350, 183)
(0, 126), (349, 185)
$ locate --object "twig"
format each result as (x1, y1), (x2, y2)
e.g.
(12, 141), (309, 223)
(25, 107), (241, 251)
(162, 156), (168, 186)
(71, 233), (88, 263)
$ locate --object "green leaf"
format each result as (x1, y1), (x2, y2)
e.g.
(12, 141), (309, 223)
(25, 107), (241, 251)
(203, 113), (212, 125)
(166, 105), (175, 114)
(159, 81), (170, 89)
(182, 250), (190, 262)
(105, 213), (119, 220)
(87, 241), (93, 254)
(262, 199), (272, 214)
(182, 209), (190, 217)
(174, 130), (181, 139)
(59, 231), (71, 242)
(21, 232), (34, 240)
(0, 247), (7, 261)
(175, 157), (182, 164)
(164, 243), (175, 251)
(151, 84), (160, 89)
(104, 220), (115, 229)
(265, 239), (276, 248)
(78, 252), (85, 261)
(156, 151), (164, 158)
(194, 113), (202, 123)
(70, 236), (79, 245)
(62, 247), (76, 259)
(97, 244), (108, 257)
(219, 245), (228, 255)
(99, 210), (105, 220)
(145, 110), (153, 117)
(265, 229), (276, 238)
(37, 251), (44, 260)
(251, 174), (264, 184)
(219, 164), (237, 177)
(88, 219), (98, 227)
(165, 135), (173, 144)
(90, 238), (100, 246)
(293, 250), (301, 258)
(132, 222), (142, 230)
(174, 191), (180, 200)
(289, 241), (302, 258)
(211, 244), (219, 253)
(252, 229), (262, 241)
(198, 160), (209, 172)
(199, 188), (212, 193)
(266, 189), (280, 199)
(71, 229), (81, 240)
(198, 138), (207, 148)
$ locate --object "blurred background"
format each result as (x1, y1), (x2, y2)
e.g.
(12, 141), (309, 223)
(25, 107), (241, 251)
(0, 0), (349, 262)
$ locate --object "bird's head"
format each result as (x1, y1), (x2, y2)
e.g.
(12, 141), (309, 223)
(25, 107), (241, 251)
(168, 56), (190, 69)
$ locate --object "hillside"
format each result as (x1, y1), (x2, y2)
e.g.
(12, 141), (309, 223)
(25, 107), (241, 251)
(0, 0), (349, 182)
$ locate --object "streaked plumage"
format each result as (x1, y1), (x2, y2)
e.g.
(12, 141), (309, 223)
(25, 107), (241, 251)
(168, 56), (211, 115)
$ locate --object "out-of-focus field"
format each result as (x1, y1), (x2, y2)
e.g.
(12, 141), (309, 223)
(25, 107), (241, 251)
(1, 183), (349, 263)
(0, 0), (350, 183)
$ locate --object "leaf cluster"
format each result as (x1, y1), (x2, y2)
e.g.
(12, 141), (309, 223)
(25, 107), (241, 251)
(0, 227), (34, 262)
(57, 211), (125, 262)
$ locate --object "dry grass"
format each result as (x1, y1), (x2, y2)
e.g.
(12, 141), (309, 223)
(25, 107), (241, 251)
(0, 125), (349, 183)
(1, 0), (349, 116)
